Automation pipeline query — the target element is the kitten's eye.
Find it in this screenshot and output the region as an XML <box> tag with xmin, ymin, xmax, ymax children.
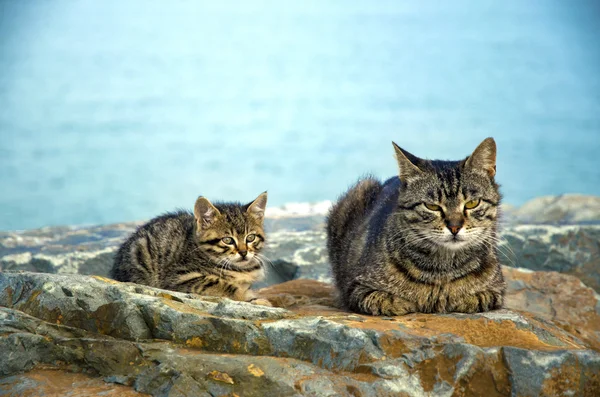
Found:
<box><xmin>424</xmin><ymin>203</ymin><xmax>442</xmax><ymax>211</ymax></box>
<box><xmin>464</xmin><ymin>199</ymin><xmax>481</xmax><ymax>210</ymax></box>
<box><xmin>246</xmin><ymin>234</ymin><xmax>256</xmax><ymax>243</ymax></box>
<box><xmin>221</xmin><ymin>237</ymin><xmax>234</xmax><ymax>245</ymax></box>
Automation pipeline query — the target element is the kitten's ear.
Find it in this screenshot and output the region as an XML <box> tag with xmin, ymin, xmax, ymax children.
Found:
<box><xmin>246</xmin><ymin>191</ymin><xmax>268</xmax><ymax>220</ymax></box>
<box><xmin>194</xmin><ymin>197</ymin><xmax>221</xmax><ymax>229</ymax></box>
<box><xmin>465</xmin><ymin>137</ymin><xmax>497</xmax><ymax>177</ymax></box>
<box><xmin>392</xmin><ymin>142</ymin><xmax>424</xmax><ymax>182</ymax></box>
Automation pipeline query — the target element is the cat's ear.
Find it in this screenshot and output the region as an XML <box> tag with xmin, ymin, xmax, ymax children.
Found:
<box><xmin>194</xmin><ymin>197</ymin><xmax>221</xmax><ymax>229</ymax></box>
<box><xmin>393</xmin><ymin>142</ymin><xmax>424</xmax><ymax>182</ymax></box>
<box><xmin>465</xmin><ymin>137</ymin><xmax>496</xmax><ymax>177</ymax></box>
<box><xmin>246</xmin><ymin>191</ymin><xmax>268</xmax><ymax>220</ymax></box>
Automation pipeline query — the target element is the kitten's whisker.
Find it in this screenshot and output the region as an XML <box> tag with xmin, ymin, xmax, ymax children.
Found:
<box><xmin>255</xmin><ymin>253</ymin><xmax>275</xmax><ymax>274</ymax></box>
<box><xmin>257</xmin><ymin>253</ymin><xmax>274</xmax><ymax>267</ymax></box>
<box><xmin>217</xmin><ymin>258</ymin><xmax>226</xmax><ymax>278</ymax></box>
<box><xmin>217</xmin><ymin>257</ymin><xmax>233</xmax><ymax>278</ymax></box>
<box><xmin>255</xmin><ymin>256</ymin><xmax>267</xmax><ymax>273</ymax></box>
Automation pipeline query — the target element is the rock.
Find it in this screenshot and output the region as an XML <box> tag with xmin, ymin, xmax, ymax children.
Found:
<box><xmin>0</xmin><ymin>369</ymin><xmax>149</xmax><ymax>396</ymax></box>
<box><xmin>0</xmin><ymin>222</ymin><xmax>141</xmax><ymax>277</ymax></box>
<box><xmin>264</xmin><ymin>214</ymin><xmax>327</xmax><ymax>233</ymax></box>
<box><xmin>1</xmin><ymin>197</ymin><xmax>598</xmax><ymax>394</ymax></box>
<box><xmin>501</xmin><ymin>225</ymin><xmax>600</xmax><ymax>292</ymax></box>
<box><xmin>503</xmin><ymin>267</ymin><xmax>600</xmax><ymax>352</ymax></box>
<box><xmin>1</xmin><ymin>272</ymin><xmax>599</xmax><ymax>396</ymax></box>
<box><xmin>509</xmin><ymin>194</ymin><xmax>600</xmax><ymax>225</ymax></box>
<box><xmin>252</xmin><ymin>259</ymin><xmax>298</xmax><ymax>289</ymax></box>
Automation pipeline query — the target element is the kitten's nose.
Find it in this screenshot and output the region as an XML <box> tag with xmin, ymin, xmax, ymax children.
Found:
<box><xmin>239</xmin><ymin>250</ymin><xmax>248</xmax><ymax>258</ymax></box>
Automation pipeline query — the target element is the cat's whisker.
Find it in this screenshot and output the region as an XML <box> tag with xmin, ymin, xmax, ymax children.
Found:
<box><xmin>498</xmin><ymin>236</ymin><xmax>517</xmax><ymax>259</ymax></box>
<box><xmin>477</xmin><ymin>234</ymin><xmax>517</xmax><ymax>267</ymax></box>
<box><xmin>390</xmin><ymin>233</ymin><xmax>436</xmax><ymax>252</ymax></box>
<box><xmin>255</xmin><ymin>253</ymin><xmax>275</xmax><ymax>274</ymax></box>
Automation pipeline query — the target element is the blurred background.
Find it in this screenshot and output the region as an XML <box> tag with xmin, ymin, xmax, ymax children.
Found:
<box><xmin>1</xmin><ymin>0</ymin><xmax>599</xmax><ymax>231</ymax></box>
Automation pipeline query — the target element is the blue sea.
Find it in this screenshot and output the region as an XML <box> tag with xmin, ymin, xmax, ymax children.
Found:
<box><xmin>1</xmin><ymin>0</ymin><xmax>599</xmax><ymax>231</ymax></box>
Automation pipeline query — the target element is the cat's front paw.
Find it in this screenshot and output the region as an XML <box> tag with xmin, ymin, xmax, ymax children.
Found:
<box><xmin>356</xmin><ymin>290</ymin><xmax>414</xmax><ymax>316</ymax></box>
<box><xmin>248</xmin><ymin>298</ymin><xmax>272</xmax><ymax>307</ymax></box>
<box><xmin>450</xmin><ymin>290</ymin><xmax>503</xmax><ymax>313</ymax></box>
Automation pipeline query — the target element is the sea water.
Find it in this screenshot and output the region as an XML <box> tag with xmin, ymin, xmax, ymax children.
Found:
<box><xmin>1</xmin><ymin>0</ymin><xmax>599</xmax><ymax>230</ymax></box>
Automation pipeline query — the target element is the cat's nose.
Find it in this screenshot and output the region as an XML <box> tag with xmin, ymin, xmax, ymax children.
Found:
<box><xmin>446</xmin><ymin>219</ymin><xmax>463</xmax><ymax>235</ymax></box>
<box><xmin>239</xmin><ymin>250</ymin><xmax>248</xmax><ymax>258</ymax></box>
<box><xmin>448</xmin><ymin>225</ymin><xmax>461</xmax><ymax>235</ymax></box>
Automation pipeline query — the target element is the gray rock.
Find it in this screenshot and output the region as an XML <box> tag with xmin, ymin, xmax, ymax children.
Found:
<box><xmin>500</xmin><ymin>224</ymin><xmax>600</xmax><ymax>291</ymax></box>
<box><xmin>1</xmin><ymin>195</ymin><xmax>599</xmax><ymax>395</ymax></box>
<box><xmin>504</xmin><ymin>347</ymin><xmax>600</xmax><ymax>397</ymax></box>
<box><xmin>509</xmin><ymin>194</ymin><xmax>600</xmax><ymax>225</ymax></box>
<box><xmin>262</xmin><ymin>317</ymin><xmax>384</xmax><ymax>370</ymax></box>
<box><xmin>1</xmin><ymin>271</ymin><xmax>599</xmax><ymax>396</ymax></box>
<box><xmin>253</xmin><ymin>259</ymin><xmax>299</xmax><ymax>289</ymax></box>
<box><xmin>210</xmin><ymin>299</ymin><xmax>290</xmax><ymax>320</ymax></box>
<box><xmin>0</xmin><ymin>222</ymin><xmax>139</xmax><ymax>276</ymax></box>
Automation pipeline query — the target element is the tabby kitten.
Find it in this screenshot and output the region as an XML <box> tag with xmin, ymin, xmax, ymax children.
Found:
<box><xmin>110</xmin><ymin>192</ymin><xmax>271</xmax><ymax>305</ymax></box>
<box><xmin>327</xmin><ymin>138</ymin><xmax>505</xmax><ymax>316</ymax></box>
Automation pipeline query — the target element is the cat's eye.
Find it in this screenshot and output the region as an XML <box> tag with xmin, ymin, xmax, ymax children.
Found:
<box><xmin>221</xmin><ymin>237</ymin><xmax>234</xmax><ymax>245</ymax></box>
<box><xmin>424</xmin><ymin>203</ymin><xmax>442</xmax><ymax>211</ymax></box>
<box><xmin>246</xmin><ymin>234</ymin><xmax>256</xmax><ymax>243</ymax></box>
<box><xmin>464</xmin><ymin>199</ymin><xmax>481</xmax><ymax>210</ymax></box>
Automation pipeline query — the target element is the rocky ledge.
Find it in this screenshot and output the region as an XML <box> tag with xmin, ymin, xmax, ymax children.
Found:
<box><xmin>1</xmin><ymin>194</ymin><xmax>599</xmax><ymax>396</ymax></box>
<box><xmin>1</xmin><ymin>268</ymin><xmax>599</xmax><ymax>397</ymax></box>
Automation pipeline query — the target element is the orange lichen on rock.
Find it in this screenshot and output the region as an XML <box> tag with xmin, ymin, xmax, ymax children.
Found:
<box><xmin>207</xmin><ymin>370</ymin><xmax>235</xmax><ymax>384</ymax></box>
<box><xmin>0</xmin><ymin>369</ymin><xmax>148</xmax><ymax>397</ymax></box>
<box><xmin>399</xmin><ymin>315</ymin><xmax>582</xmax><ymax>351</ymax></box>
<box><xmin>247</xmin><ymin>364</ymin><xmax>264</xmax><ymax>377</ymax></box>
<box><xmin>92</xmin><ymin>276</ymin><xmax>121</xmax><ymax>285</ymax></box>
<box><xmin>503</xmin><ymin>266</ymin><xmax>600</xmax><ymax>352</ymax></box>
<box><xmin>185</xmin><ymin>336</ymin><xmax>205</xmax><ymax>349</ymax></box>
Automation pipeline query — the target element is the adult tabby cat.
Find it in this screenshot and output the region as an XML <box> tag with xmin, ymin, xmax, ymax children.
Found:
<box><xmin>110</xmin><ymin>192</ymin><xmax>271</xmax><ymax>305</ymax></box>
<box><xmin>326</xmin><ymin>138</ymin><xmax>505</xmax><ymax>315</ymax></box>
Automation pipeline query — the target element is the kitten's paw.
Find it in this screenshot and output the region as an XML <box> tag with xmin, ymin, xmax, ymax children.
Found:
<box><xmin>248</xmin><ymin>298</ymin><xmax>272</xmax><ymax>307</ymax></box>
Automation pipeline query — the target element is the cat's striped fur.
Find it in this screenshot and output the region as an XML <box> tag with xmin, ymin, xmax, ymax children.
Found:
<box><xmin>326</xmin><ymin>138</ymin><xmax>505</xmax><ymax>315</ymax></box>
<box><xmin>110</xmin><ymin>192</ymin><xmax>270</xmax><ymax>304</ymax></box>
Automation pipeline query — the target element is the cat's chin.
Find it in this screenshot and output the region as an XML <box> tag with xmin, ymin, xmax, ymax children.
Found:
<box><xmin>439</xmin><ymin>239</ymin><xmax>470</xmax><ymax>251</ymax></box>
<box><xmin>235</xmin><ymin>257</ymin><xmax>258</xmax><ymax>267</ymax></box>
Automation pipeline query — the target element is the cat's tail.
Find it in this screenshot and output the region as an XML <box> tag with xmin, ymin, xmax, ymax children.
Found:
<box><xmin>326</xmin><ymin>176</ymin><xmax>382</xmax><ymax>267</ymax></box>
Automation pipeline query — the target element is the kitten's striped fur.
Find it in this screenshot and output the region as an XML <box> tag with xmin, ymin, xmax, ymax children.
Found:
<box><xmin>327</xmin><ymin>138</ymin><xmax>505</xmax><ymax>315</ymax></box>
<box><xmin>110</xmin><ymin>192</ymin><xmax>270</xmax><ymax>304</ymax></box>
